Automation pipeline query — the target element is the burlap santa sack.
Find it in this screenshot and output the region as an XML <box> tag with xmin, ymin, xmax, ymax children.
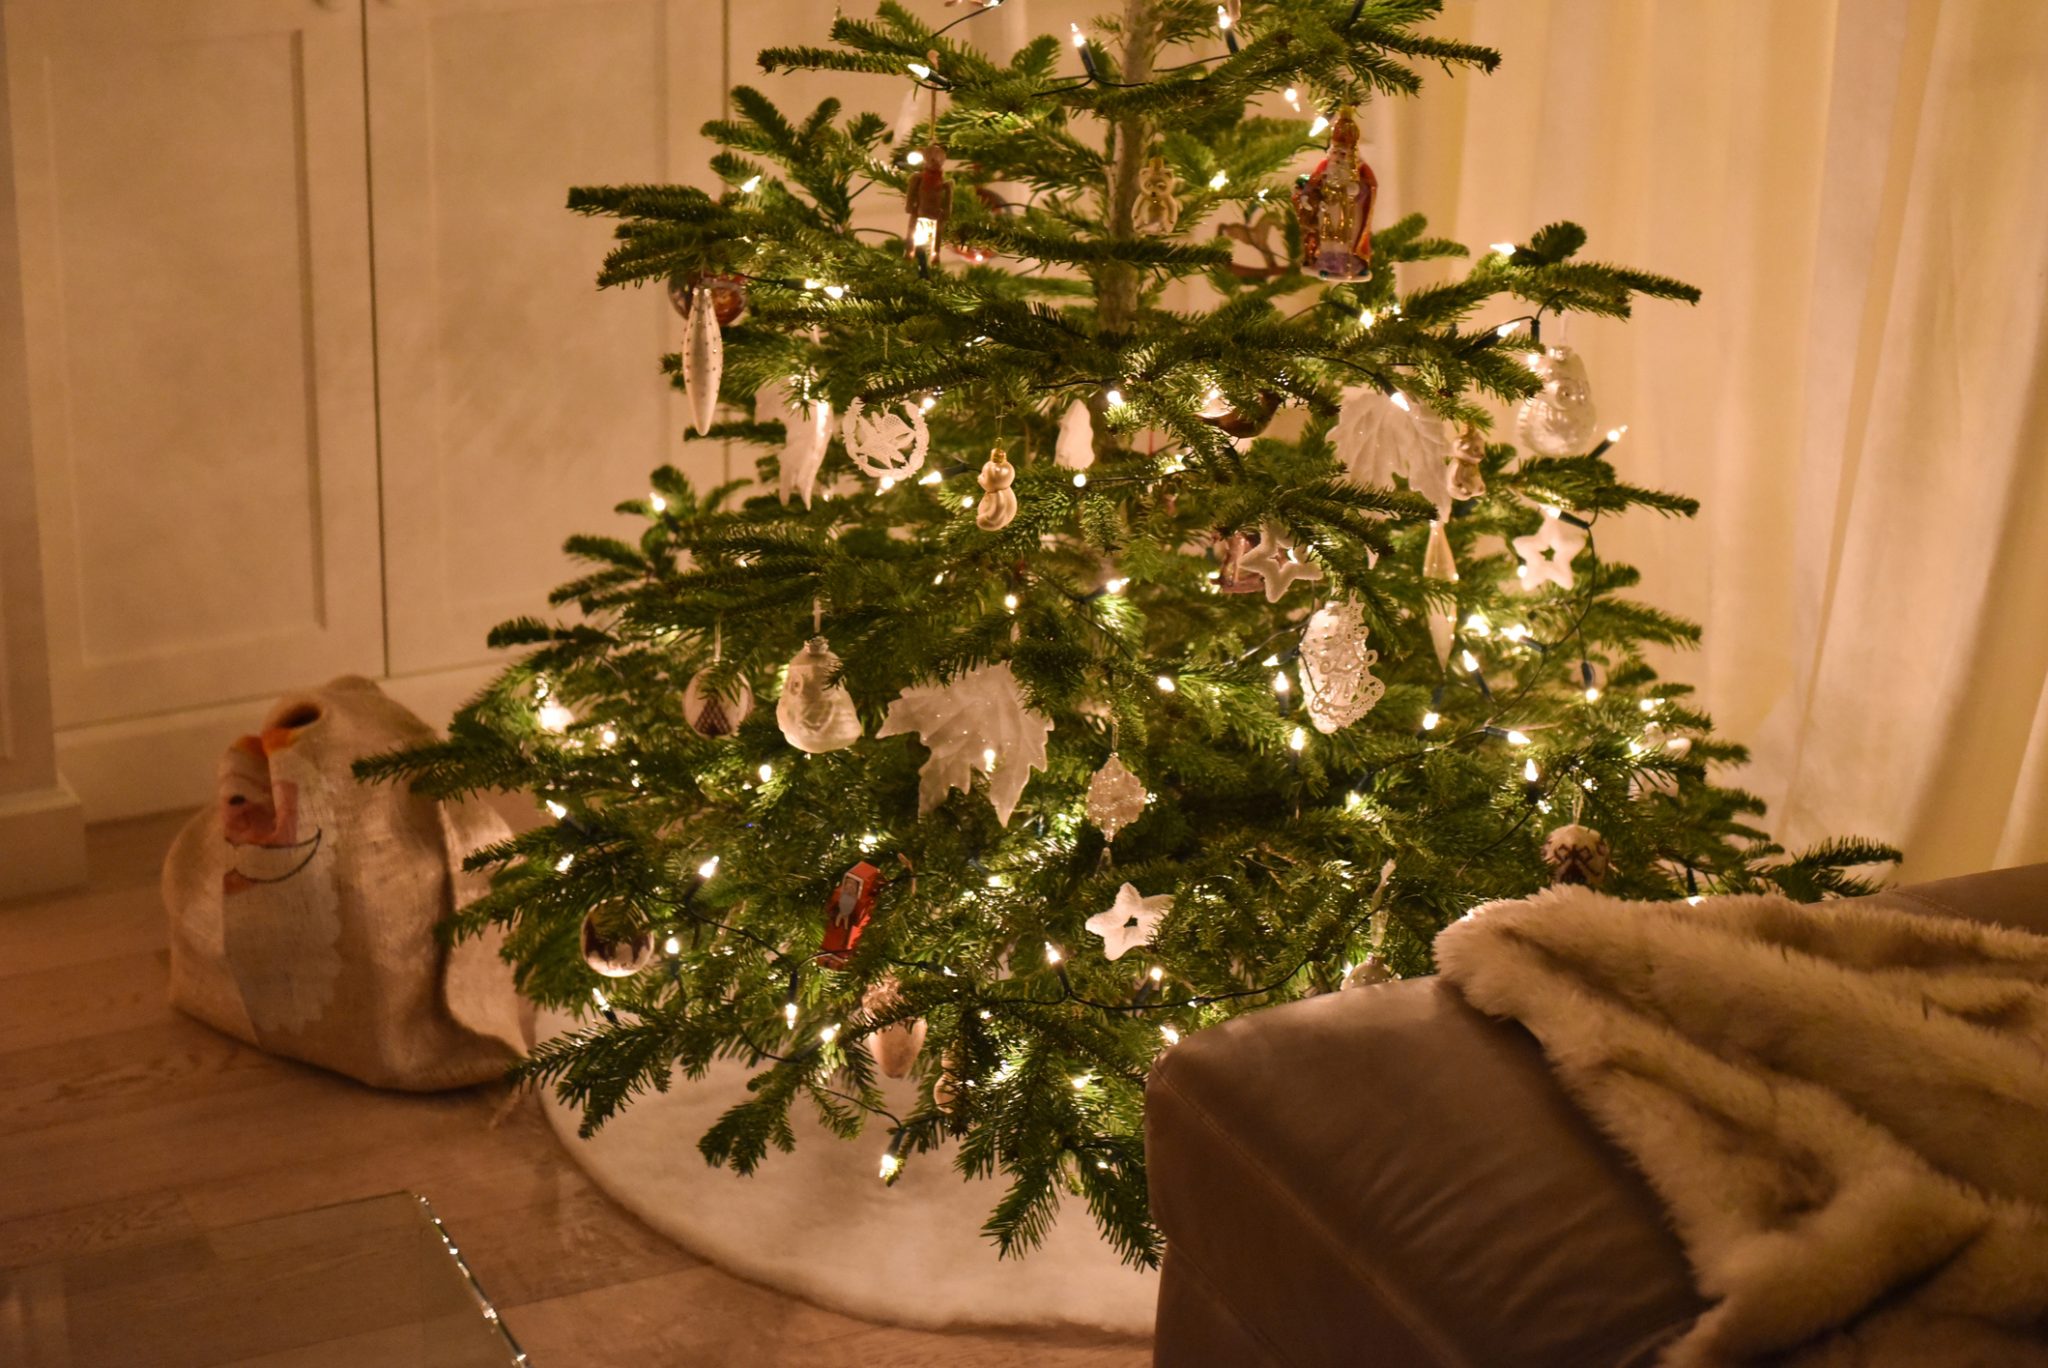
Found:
<box><xmin>162</xmin><ymin>676</ymin><xmax>530</xmax><ymax>1090</ymax></box>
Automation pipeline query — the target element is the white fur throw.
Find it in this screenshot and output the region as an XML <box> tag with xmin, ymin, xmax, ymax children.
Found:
<box><xmin>1434</xmin><ymin>888</ymin><xmax>2048</xmax><ymax>1367</ymax></box>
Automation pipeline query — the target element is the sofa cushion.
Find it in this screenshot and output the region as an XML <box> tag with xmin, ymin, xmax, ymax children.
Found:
<box><xmin>1147</xmin><ymin>980</ymin><xmax>1706</xmax><ymax>1366</ymax></box>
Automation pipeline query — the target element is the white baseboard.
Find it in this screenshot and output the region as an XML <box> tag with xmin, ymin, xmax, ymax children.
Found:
<box><xmin>0</xmin><ymin>780</ymin><xmax>88</xmax><ymax>899</ymax></box>
<box><xmin>54</xmin><ymin>663</ymin><xmax>505</xmax><ymax>822</ymax></box>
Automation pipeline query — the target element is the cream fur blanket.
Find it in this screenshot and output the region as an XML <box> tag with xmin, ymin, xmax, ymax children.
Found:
<box><xmin>1434</xmin><ymin>889</ymin><xmax>2048</xmax><ymax>1367</ymax></box>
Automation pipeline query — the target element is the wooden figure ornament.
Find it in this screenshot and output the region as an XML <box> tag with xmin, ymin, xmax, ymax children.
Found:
<box><xmin>976</xmin><ymin>447</ymin><xmax>1017</xmax><ymax>530</ymax></box>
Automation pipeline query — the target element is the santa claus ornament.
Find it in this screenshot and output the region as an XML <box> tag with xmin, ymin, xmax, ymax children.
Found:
<box><xmin>821</xmin><ymin>861</ymin><xmax>884</xmax><ymax>969</ymax></box>
<box><xmin>1291</xmin><ymin>106</ymin><xmax>1378</xmax><ymax>280</ymax></box>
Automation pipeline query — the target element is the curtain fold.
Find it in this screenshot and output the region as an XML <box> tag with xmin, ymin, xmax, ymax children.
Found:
<box><xmin>1367</xmin><ymin>0</ymin><xmax>2048</xmax><ymax>878</ymax></box>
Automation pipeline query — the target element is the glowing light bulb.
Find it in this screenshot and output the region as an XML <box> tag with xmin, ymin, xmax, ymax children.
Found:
<box><xmin>663</xmin><ymin>935</ymin><xmax>682</xmax><ymax>955</ymax></box>
<box><xmin>1148</xmin><ymin>965</ymin><xmax>1165</xmax><ymax>983</ymax></box>
<box><xmin>1215</xmin><ymin>4</ymin><xmax>1232</xmax><ymax>30</ymax></box>
<box><xmin>1490</xmin><ymin>241</ymin><xmax>1517</xmax><ymax>256</ymax></box>
<box><xmin>1496</xmin><ymin>321</ymin><xmax>1519</xmax><ymax>338</ymax></box>
<box><xmin>1072</xmin><ymin>472</ymin><xmax>1087</xmax><ymax>487</ymax></box>
<box><xmin>1070</xmin><ymin>1074</ymin><xmax>1093</xmax><ymax>1091</ymax></box>
<box><xmin>1156</xmin><ymin>674</ymin><xmax>1177</xmax><ymax>693</ymax></box>
<box><xmin>1640</xmin><ymin>698</ymin><xmax>1661</xmax><ymax>713</ymax></box>
<box><xmin>555</xmin><ymin>854</ymin><xmax>574</xmax><ymax>872</ymax></box>
<box><xmin>1288</xmin><ymin>727</ymin><xmax>1307</xmax><ymax>753</ymax></box>
<box><xmin>1282</xmin><ymin>87</ymin><xmax>1300</xmax><ymax>110</ymax></box>
<box><xmin>1160</xmin><ymin>1024</ymin><xmax>1181</xmax><ymax>1045</ymax></box>
<box><xmin>1585</xmin><ymin>686</ymin><xmax>1602</xmax><ymax>703</ymax></box>
<box><xmin>1506</xmin><ymin>729</ymin><xmax>1532</xmax><ymax>746</ymax></box>
<box><xmin>879</xmin><ymin>1152</ymin><xmax>901</xmax><ymax>1181</ymax></box>
<box><xmin>961</xmin><ymin>495</ymin><xmax>976</xmax><ymax>509</ymax></box>
<box><xmin>1389</xmin><ymin>390</ymin><xmax>1411</xmax><ymax>412</ymax></box>
<box><xmin>1523</xmin><ymin>758</ymin><xmax>1540</xmax><ymax>782</ymax></box>
<box><xmin>907</xmin><ymin>60</ymin><xmax>932</xmax><ymax>79</ymax></box>
<box><xmin>1606</xmin><ymin>425</ymin><xmax>1628</xmax><ymax>444</ymax></box>
<box><xmin>878</xmin><ymin>475</ymin><xmax>896</xmax><ymax>492</ymax></box>
<box><xmin>823</xmin><ymin>284</ymin><xmax>846</xmax><ymax>300</ymax></box>
<box><xmin>1464</xmin><ymin>612</ymin><xmax>1491</xmax><ymax>636</ymax></box>
<box><xmin>981</xmin><ymin>746</ymin><xmax>997</xmax><ymax>769</ymax></box>
<box><xmin>649</xmin><ymin>492</ymin><xmax>667</xmax><ymax>513</ymax></box>
<box><xmin>1461</xmin><ymin>649</ymin><xmax>1481</xmax><ymax>672</ymax></box>
<box><xmin>1045</xmin><ymin>943</ymin><xmax>1063</xmax><ymax>965</ymax></box>
<box><xmin>538</xmin><ymin>702</ymin><xmax>575</xmax><ymax>734</ymax></box>
<box><xmin>591</xmin><ymin>987</ymin><xmax>611</xmax><ymax>1011</ymax></box>
<box><xmin>757</xmin><ymin>763</ymin><xmax>774</xmax><ymax>783</ymax></box>
<box><xmin>599</xmin><ymin>726</ymin><xmax>618</xmax><ymax>747</ymax></box>
<box><xmin>986</xmin><ymin>874</ymin><xmax>1004</xmax><ymax>888</ymax></box>
<box><xmin>545</xmin><ymin>800</ymin><xmax>568</xmax><ymax>819</ymax></box>
<box><xmin>740</xmin><ymin>175</ymin><xmax>761</xmax><ymax>193</ymax></box>
<box><xmin>819</xmin><ymin>1024</ymin><xmax>840</xmax><ymax>1044</ymax></box>
<box><xmin>1208</xmin><ymin>170</ymin><xmax>1228</xmax><ymax>190</ymax></box>
<box><xmin>905</xmin><ymin>149</ymin><xmax>925</xmax><ymax>166</ymax></box>
<box><xmin>1003</xmin><ymin>593</ymin><xmax>1018</xmax><ymax>611</ymax></box>
<box><xmin>1422</xmin><ymin>710</ymin><xmax>1441</xmax><ymax>731</ymax></box>
<box><xmin>918</xmin><ymin>470</ymin><xmax>941</xmax><ymax>485</ymax></box>
<box><xmin>1105</xmin><ymin>577</ymin><xmax>1128</xmax><ymax>593</ymax></box>
<box><xmin>1273</xmin><ymin>670</ymin><xmax>1291</xmax><ymax>695</ymax></box>
<box><xmin>1308</xmin><ymin>115</ymin><xmax>1329</xmax><ymax>138</ymax></box>
<box><xmin>1069</xmin><ymin>22</ymin><xmax>1085</xmax><ymax>47</ymax></box>
<box><xmin>803</xmin><ymin>278</ymin><xmax>822</xmax><ymax>290</ymax></box>
<box><xmin>1105</xmin><ymin>388</ymin><xmax>1125</xmax><ymax>407</ymax></box>
<box><xmin>784</xmin><ymin>1001</ymin><xmax>799</xmax><ymax>1030</ymax></box>
<box><xmin>1687</xmin><ymin>895</ymin><xmax>1705</xmax><ymax>906</ymax></box>
<box><xmin>697</xmin><ymin>855</ymin><xmax>721</xmax><ymax>879</ymax></box>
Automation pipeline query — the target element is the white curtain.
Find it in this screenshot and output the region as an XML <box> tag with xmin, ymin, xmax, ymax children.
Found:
<box><xmin>1357</xmin><ymin>0</ymin><xmax>2048</xmax><ymax>879</ymax></box>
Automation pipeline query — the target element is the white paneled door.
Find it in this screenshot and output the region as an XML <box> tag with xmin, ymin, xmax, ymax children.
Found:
<box><xmin>5</xmin><ymin>0</ymin><xmax>384</xmax><ymax>726</ymax></box>
<box><xmin>367</xmin><ymin>0</ymin><xmax>724</xmax><ymax>677</ymax></box>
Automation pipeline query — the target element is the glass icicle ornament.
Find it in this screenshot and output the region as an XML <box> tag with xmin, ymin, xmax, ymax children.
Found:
<box><xmin>1085</xmin><ymin>752</ymin><xmax>1148</xmax><ymax>841</ymax></box>
<box><xmin>1299</xmin><ymin>600</ymin><xmax>1387</xmax><ymax>734</ymax></box>
<box><xmin>581</xmin><ymin>904</ymin><xmax>654</xmax><ymax>978</ymax></box>
<box><xmin>1133</xmin><ymin>154</ymin><xmax>1181</xmax><ymax>235</ymax></box>
<box><xmin>1423</xmin><ymin>519</ymin><xmax>1459</xmax><ymax>669</ymax></box>
<box><xmin>1055</xmin><ymin>399</ymin><xmax>1095</xmax><ymax>470</ymax></box>
<box><xmin>1517</xmin><ymin>344</ymin><xmax>1598</xmax><ymax>455</ymax></box>
<box><xmin>904</xmin><ymin>142</ymin><xmax>951</xmax><ymax>273</ymax></box>
<box><xmin>1291</xmin><ymin>106</ymin><xmax>1378</xmax><ymax>280</ymax></box>
<box><xmin>777</xmin><ymin>636</ymin><xmax>861</xmax><ymax>754</ymax></box>
<box><xmin>841</xmin><ymin>398</ymin><xmax>929</xmax><ymax>481</ymax></box>
<box><xmin>757</xmin><ymin>380</ymin><xmax>832</xmax><ymax>508</ymax></box>
<box><xmin>975</xmin><ymin>447</ymin><xmax>1017</xmax><ymax>530</ymax></box>
<box><xmin>682</xmin><ymin>283</ymin><xmax>724</xmax><ymax>435</ymax></box>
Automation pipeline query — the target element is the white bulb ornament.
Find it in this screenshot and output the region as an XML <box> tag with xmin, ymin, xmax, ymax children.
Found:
<box><xmin>1517</xmin><ymin>344</ymin><xmax>1598</xmax><ymax>456</ymax></box>
<box><xmin>776</xmin><ymin>637</ymin><xmax>862</xmax><ymax>754</ymax></box>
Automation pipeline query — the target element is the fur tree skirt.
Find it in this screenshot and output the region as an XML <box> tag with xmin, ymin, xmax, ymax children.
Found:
<box><xmin>1436</xmin><ymin>889</ymin><xmax>2048</xmax><ymax>1367</ymax></box>
<box><xmin>533</xmin><ymin>1009</ymin><xmax>1156</xmax><ymax>1335</ymax></box>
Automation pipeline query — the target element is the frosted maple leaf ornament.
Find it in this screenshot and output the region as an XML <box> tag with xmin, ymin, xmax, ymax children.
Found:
<box><xmin>876</xmin><ymin>662</ymin><xmax>1051</xmax><ymax>826</ymax></box>
<box><xmin>1086</xmin><ymin>883</ymin><xmax>1172</xmax><ymax>962</ymax></box>
<box><xmin>1512</xmin><ymin>511</ymin><xmax>1588</xmax><ymax>591</ymax></box>
<box><xmin>841</xmin><ymin>398</ymin><xmax>929</xmax><ymax>481</ymax></box>
<box><xmin>1333</xmin><ymin>385</ymin><xmax>1455</xmax><ymax>517</ymax></box>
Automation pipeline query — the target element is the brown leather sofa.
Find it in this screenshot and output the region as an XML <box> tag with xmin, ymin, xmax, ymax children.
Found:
<box><xmin>1145</xmin><ymin>864</ymin><xmax>2048</xmax><ymax>1366</ymax></box>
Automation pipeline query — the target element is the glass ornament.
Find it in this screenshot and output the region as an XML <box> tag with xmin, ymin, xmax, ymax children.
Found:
<box><xmin>581</xmin><ymin>905</ymin><xmax>654</xmax><ymax>978</ymax></box>
<box><xmin>776</xmin><ymin>637</ymin><xmax>861</xmax><ymax>754</ymax></box>
<box><xmin>1085</xmin><ymin>752</ymin><xmax>1148</xmax><ymax>841</ymax></box>
<box><xmin>1517</xmin><ymin>344</ymin><xmax>1598</xmax><ymax>455</ymax></box>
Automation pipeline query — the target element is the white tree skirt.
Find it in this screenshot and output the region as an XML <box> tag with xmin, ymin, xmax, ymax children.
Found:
<box><xmin>534</xmin><ymin>1013</ymin><xmax>1157</xmax><ymax>1335</ymax></box>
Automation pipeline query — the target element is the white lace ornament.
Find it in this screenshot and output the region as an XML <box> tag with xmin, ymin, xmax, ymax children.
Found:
<box><xmin>841</xmin><ymin>398</ymin><xmax>929</xmax><ymax>481</ymax></box>
<box><xmin>1237</xmin><ymin>523</ymin><xmax>1325</xmax><ymax>603</ymax></box>
<box><xmin>876</xmin><ymin>662</ymin><xmax>1051</xmax><ymax>826</ymax></box>
<box><xmin>683</xmin><ymin>284</ymin><xmax>724</xmax><ymax>436</ymax></box>
<box><xmin>1333</xmin><ymin>386</ymin><xmax>1454</xmax><ymax>517</ymax></box>
<box><xmin>1300</xmin><ymin>600</ymin><xmax>1387</xmax><ymax>734</ymax></box>
<box><xmin>1084</xmin><ymin>753</ymin><xmax>1148</xmax><ymax>841</ymax></box>
<box><xmin>1055</xmin><ymin>400</ymin><xmax>1095</xmax><ymax>471</ymax></box>
<box><xmin>976</xmin><ymin>448</ymin><xmax>1017</xmax><ymax>531</ymax></box>
<box><xmin>776</xmin><ymin>636</ymin><xmax>861</xmax><ymax>754</ymax></box>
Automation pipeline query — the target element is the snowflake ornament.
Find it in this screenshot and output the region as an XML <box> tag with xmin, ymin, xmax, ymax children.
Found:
<box><xmin>1333</xmin><ymin>386</ymin><xmax>1455</xmax><ymax>516</ymax></box>
<box><xmin>1238</xmin><ymin>524</ymin><xmax>1325</xmax><ymax>603</ymax></box>
<box><xmin>841</xmin><ymin>398</ymin><xmax>930</xmax><ymax>480</ymax></box>
<box><xmin>876</xmin><ymin>662</ymin><xmax>1051</xmax><ymax>826</ymax></box>
<box><xmin>1512</xmin><ymin>512</ymin><xmax>1588</xmax><ymax>591</ymax></box>
<box><xmin>1299</xmin><ymin>600</ymin><xmax>1386</xmax><ymax>734</ymax></box>
<box><xmin>1086</xmin><ymin>883</ymin><xmax>1171</xmax><ymax>962</ymax></box>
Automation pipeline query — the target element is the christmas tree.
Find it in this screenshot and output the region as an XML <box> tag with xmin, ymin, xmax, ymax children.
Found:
<box><xmin>360</xmin><ymin>0</ymin><xmax>1897</xmax><ymax>1267</ymax></box>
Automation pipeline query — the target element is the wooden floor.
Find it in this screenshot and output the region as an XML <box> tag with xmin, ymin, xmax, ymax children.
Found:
<box><xmin>0</xmin><ymin>813</ymin><xmax>1150</xmax><ymax>1367</ymax></box>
